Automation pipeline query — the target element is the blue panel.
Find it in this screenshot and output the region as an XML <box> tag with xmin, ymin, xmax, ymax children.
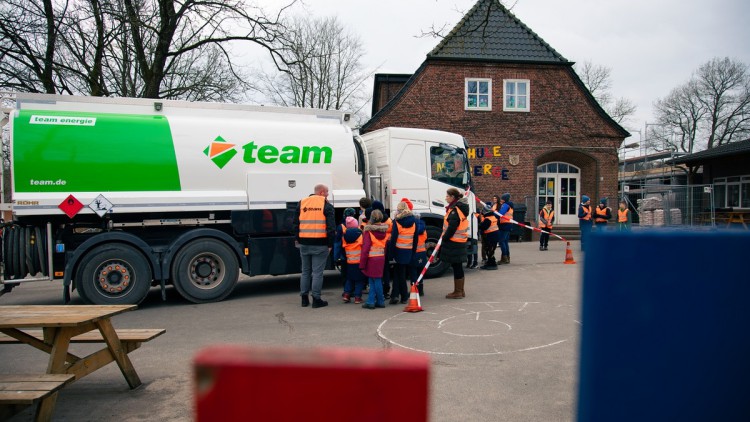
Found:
<box><xmin>578</xmin><ymin>231</ymin><xmax>750</xmax><ymax>422</ymax></box>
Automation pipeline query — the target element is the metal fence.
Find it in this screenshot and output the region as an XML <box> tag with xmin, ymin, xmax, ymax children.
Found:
<box><xmin>622</xmin><ymin>184</ymin><xmax>714</xmax><ymax>227</ymax></box>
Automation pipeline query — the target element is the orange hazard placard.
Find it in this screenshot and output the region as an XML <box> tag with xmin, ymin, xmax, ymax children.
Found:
<box><xmin>59</xmin><ymin>194</ymin><xmax>84</xmax><ymax>218</ymax></box>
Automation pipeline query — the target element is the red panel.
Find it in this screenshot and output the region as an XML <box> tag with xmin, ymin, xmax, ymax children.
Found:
<box><xmin>194</xmin><ymin>345</ymin><xmax>430</xmax><ymax>422</ymax></box>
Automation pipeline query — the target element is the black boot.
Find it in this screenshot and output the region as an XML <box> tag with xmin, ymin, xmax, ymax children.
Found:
<box><xmin>481</xmin><ymin>257</ymin><xmax>498</xmax><ymax>270</ymax></box>
<box><xmin>312</xmin><ymin>297</ymin><xmax>328</xmax><ymax>308</ymax></box>
<box><xmin>301</xmin><ymin>295</ymin><xmax>310</xmax><ymax>307</ymax></box>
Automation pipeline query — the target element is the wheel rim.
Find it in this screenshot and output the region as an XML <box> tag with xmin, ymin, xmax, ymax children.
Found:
<box><xmin>95</xmin><ymin>260</ymin><xmax>134</xmax><ymax>297</ymax></box>
<box><xmin>187</xmin><ymin>252</ymin><xmax>225</xmax><ymax>290</ymax></box>
<box><xmin>426</xmin><ymin>239</ymin><xmax>441</xmax><ymax>267</ymax></box>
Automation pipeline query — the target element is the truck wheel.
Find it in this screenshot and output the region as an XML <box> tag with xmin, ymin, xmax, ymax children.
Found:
<box><xmin>424</xmin><ymin>226</ymin><xmax>448</xmax><ymax>278</ymax></box>
<box><xmin>76</xmin><ymin>244</ymin><xmax>153</xmax><ymax>305</ymax></box>
<box><xmin>171</xmin><ymin>239</ymin><xmax>239</xmax><ymax>303</ymax></box>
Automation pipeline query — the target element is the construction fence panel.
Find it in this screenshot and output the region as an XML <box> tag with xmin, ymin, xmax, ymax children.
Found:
<box><xmin>623</xmin><ymin>184</ymin><xmax>714</xmax><ymax>228</ymax></box>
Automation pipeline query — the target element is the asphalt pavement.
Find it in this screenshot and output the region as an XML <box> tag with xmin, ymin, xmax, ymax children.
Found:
<box><xmin>0</xmin><ymin>239</ymin><xmax>583</xmax><ymax>422</ymax></box>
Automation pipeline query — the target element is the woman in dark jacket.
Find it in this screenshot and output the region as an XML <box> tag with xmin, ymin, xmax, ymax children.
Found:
<box><xmin>441</xmin><ymin>188</ymin><xmax>470</xmax><ymax>299</ymax></box>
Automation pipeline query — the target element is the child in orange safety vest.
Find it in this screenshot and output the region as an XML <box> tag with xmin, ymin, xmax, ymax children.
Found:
<box><xmin>617</xmin><ymin>199</ymin><xmax>632</xmax><ymax>231</ymax></box>
<box><xmin>341</xmin><ymin>217</ymin><xmax>366</xmax><ymax>304</ymax></box>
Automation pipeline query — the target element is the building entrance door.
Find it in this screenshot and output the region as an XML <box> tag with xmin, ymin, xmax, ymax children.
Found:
<box><xmin>537</xmin><ymin>162</ymin><xmax>580</xmax><ymax>225</ymax></box>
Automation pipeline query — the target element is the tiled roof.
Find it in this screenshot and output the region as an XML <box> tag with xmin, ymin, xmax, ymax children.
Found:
<box><xmin>672</xmin><ymin>138</ymin><xmax>750</xmax><ymax>164</ymax></box>
<box><xmin>428</xmin><ymin>0</ymin><xmax>569</xmax><ymax>63</ymax></box>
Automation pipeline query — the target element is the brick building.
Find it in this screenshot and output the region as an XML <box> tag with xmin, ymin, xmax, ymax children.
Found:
<box><xmin>362</xmin><ymin>0</ymin><xmax>629</xmax><ymax>225</ymax></box>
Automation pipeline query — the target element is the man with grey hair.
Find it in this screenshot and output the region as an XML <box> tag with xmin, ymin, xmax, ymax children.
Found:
<box><xmin>293</xmin><ymin>184</ymin><xmax>335</xmax><ymax>308</ymax></box>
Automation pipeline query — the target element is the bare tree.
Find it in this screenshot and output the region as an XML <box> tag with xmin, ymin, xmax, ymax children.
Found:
<box><xmin>653</xmin><ymin>81</ymin><xmax>705</xmax><ymax>153</ymax></box>
<box><xmin>0</xmin><ymin>0</ymin><xmax>297</xmax><ymax>100</ymax></box>
<box><xmin>695</xmin><ymin>57</ymin><xmax>750</xmax><ymax>148</ymax></box>
<box><xmin>258</xmin><ymin>15</ymin><xmax>373</xmax><ymax>124</ymax></box>
<box><xmin>653</xmin><ymin>57</ymin><xmax>750</xmax><ymax>151</ymax></box>
<box><xmin>575</xmin><ymin>60</ymin><xmax>636</xmax><ymax>126</ymax></box>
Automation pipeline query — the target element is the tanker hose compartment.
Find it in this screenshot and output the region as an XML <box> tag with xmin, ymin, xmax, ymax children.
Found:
<box><xmin>1</xmin><ymin>223</ymin><xmax>49</xmax><ymax>280</ymax></box>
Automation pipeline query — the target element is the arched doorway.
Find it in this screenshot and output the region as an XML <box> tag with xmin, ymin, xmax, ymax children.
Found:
<box><xmin>537</xmin><ymin>162</ymin><xmax>580</xmax><ymax>225</ymax></box>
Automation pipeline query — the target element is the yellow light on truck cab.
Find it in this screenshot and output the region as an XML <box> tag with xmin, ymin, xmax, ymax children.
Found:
<box><xmin>244</xmin><ymin>248</ymin><xmax>249</xmax><ymax>256</ymax></box>
<box><xmin>54</xmin><ymin>271</ymin><xmax>64</xmax><ymax>277</ymax></box>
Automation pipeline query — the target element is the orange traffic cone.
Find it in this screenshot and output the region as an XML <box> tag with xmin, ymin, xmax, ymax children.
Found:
<box><xmin>403</xmin><ymin>283</ymin><xmax>423</xmax><ymax>313</ymax></box>
<box><xmin>563</xmin><ymin>241</ymin><xmax>576</xmax><ymax>264</ymax></box>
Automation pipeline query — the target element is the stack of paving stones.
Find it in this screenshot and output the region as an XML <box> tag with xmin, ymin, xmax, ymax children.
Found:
<box><xmin>670</xmin><ymin>208</ymin><xmax>682</xmax><ymax>225</ymax></box>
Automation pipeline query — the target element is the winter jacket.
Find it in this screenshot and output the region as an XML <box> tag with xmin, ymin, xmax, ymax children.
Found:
<box><xmin>439</xmin><ymin>197</ymin><xmax>470</xmax><ymax>264</ymax></box>
<box><xmin>343</xmin><ymin>227</ymin><xmax>366</xmax><ymax>282</ymax></box>
<box><xmin>479</xmin><ymin>212</ymin><xmax>500</xmax><ymax>244</ymax></box>
<box><xmin>410</xmin><ymin>218</ymin><xmax>427</xmax><ymax>268</ymax></box>
<box><xmin>359</xmin><ymin>223</ymin><xmax>388</xmax><ymax>278</ymax></box>
<box><xmin>389</xmin><ymin>212</ymin><xmax>416</xmax><ymax>264</ymax></box>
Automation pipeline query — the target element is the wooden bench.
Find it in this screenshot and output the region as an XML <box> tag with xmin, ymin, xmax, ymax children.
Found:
<box><xmin>0</xmin><ymin>373</ymin><xmax>75</xmax><ymax>422</ymax></box>
<box><xmin>0</xmin><ymin>329</ymin><xmax>166</xmax><ymax>358</ymax></box>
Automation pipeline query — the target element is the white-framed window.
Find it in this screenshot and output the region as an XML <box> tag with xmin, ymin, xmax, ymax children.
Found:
<box><xmin>465</xmin><ymin>78</ymin><xmax>492</xmax><ymax>111</ymax></box>
<box><xmin>713</xmin><ymin>175</ymin><xmax>750</xmax><ymax>208</ymax></box>
<box><xmin>504</xmin><ymin>79</ymin><xmax>530</xmax><ymax>112</ymax></box>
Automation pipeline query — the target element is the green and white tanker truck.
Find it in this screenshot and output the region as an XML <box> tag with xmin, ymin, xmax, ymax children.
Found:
<box><xmin>0</xmin><ymin>93</ymin><xmax>474</xmax><ymax>304</ymax></box>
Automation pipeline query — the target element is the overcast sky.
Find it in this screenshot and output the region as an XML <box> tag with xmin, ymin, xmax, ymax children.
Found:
<box><xmin>270</xmin><ymin>0</ymin><xmax>750</xmax><ymax>145</ymax></box>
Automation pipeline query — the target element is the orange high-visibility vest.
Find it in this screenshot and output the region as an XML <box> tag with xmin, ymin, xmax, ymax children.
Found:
<box><xmin>384</xmin><ymin>217</ymin><xmax>393</xmax><ymax>242</ymax></box>
<box><xmin>618</xmin><ymin>208</ymin><xmax>629</xmax><ymax>223</ymax></box>
<box><xmin>595</xmin><ymin>206</ymin><xmax>609</xmax><ymax>223</ymax></box>
<box><xmin>343</xmin><ymin>234</ymin><xmax>363</xmax><ymax>264</ymax></box>
<box><xmin>299</xmin><ymin>196</ymin><xmax>327</xmax><ymax>238</ymax></box>
<box><xmin>416</xmin><ymin>231</ymin><xmax>427</xmax><ymax>253</ymax></box>
<box><xmin>539</xmin><ymin>208</ymin><xmax>554</xmax><ymax>229</ymax></box>
<box><xmin>499</xmin><ymin>207</ymin><xmax>514</xmax><ymax>225</ymax></box>
<box><xmin>394</xmin><ymin>221</ymin><xmax>416</xmax><ymax>250</ymax></box>
<box><xmin>580</xmin><ymin>205</ymin><xmax>592</xmax><ymax>221</ymax></box>
<box><xmin>368</xmin><ymin>232</ymin><xmax>386</xmax><ymax>258</ymax></box>
<box><xmin>443</xmin><ymin>207</ymin><xmax>468</xmax><ymax>243</ymax></box>
<box><xmin>484</xmin><ymin>215</ymin><xmax>499</xmax><ymax>233</ymax></box>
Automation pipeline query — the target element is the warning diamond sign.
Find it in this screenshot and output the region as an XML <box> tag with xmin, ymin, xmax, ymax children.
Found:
<box><xmin>89</xmin><ymin>194</ymin><xmax>113</xmax><ymax>217</ymax></box>
<box><xmin>59</xmin><ymin>194</ymin><xmax>84</xmax><ymax>218</ymax></box>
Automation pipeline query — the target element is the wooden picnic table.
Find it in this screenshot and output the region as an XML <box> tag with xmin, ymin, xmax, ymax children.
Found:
<box><xmin>714</xmin><ymin>209</ymin><xmax>749</xmax><ymax>229</ymax></box>
<box><xmin>0</xmin><ymin>305</ymin><xmax>162</xmax><ymax>421</ymax></box>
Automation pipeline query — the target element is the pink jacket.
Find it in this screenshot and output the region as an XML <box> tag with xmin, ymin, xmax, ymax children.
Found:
<box><xmin>359</xmin><ymin>223</ymin><xmax>388</xmax><ymax>278</ymax></box>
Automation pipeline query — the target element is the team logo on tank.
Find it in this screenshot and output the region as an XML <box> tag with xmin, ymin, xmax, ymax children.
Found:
<box><xmin>204</xmin><ymin>136</ymin><xmax>334</xmax><ymax>169</ymax></box>
<box><xmin>203</xmin><ymin>136</ymin><xmax>237</xmax><ymax>169</ymax></box>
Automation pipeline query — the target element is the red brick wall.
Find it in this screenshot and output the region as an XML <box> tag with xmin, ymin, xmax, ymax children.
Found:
<box><xmin>364</xmin><ymin>61</ymin><xmax>624</xmax><ymax>219</ymax></box>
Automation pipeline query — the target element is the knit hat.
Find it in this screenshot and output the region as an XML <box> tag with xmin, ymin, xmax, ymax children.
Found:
<box><xmin>600</xmin><ymin>197</ymin><xmax>608</xmax><ymax>205</ymax></box>
<box><xmin>371</xmin><ymin>200</ymin><xmax>386</xmax><ymax>213</ymax></box>
<box><xmin>343</xmin><ymin>207</ymin><xmax>356</xmax><ymax>218</ymax></box>
<box><xmin>345</xmin><ymin>216</ymin><xmax>358</xmax><ymax>229</ymax></box>
<box><xmin>501</xmin><ymin>193</ymin><xmax>510</xmax><ymax>202</ymax></box>
<box><xmin>582</xmin><ymin>195</ymin><xmax>590</xmax><ymax>203</ymax></box>
<box><xmin>400</xmin><ymin>197</ymin><xmax>414</xmax><ymax>210</ymax></box>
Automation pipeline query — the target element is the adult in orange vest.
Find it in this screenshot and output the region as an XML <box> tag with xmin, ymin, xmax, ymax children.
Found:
<box><xmin>360</xmin><ymin>209</ymin><xmax>389</xmax><ymax>309</ymax></box>
<box><xmin>293</xmin><ymin>183</ymin><xmax>335</xmax><ymax>308</ymax></box>
<box><xmin>497</xmin><ymin>193</ymin><xmax>514</xmax><ymax>264</ymax></box>
<box><xmin>578</xmin><ymin>195</ymin><xmax>593</xmax><ymax>251</ymax></box>
<box><xmin>538</xmin><ymin>200</ymin><xmax>555</xmax><ymax>251</ymax></box>
<box><xmin>341</xmin><ymin>217</ymin><xmax>366</xmax><ymax>304</ymax></box>
<box><xmin>389</xmin><ymin>200</ymin><xmax>416</xmax><ymax>304</ymax></box>
<box><xmin>410</xmin><ymin>214</ymin><xmax>428</xmax><ymax>297</ymax></box>
<box><xmin>594</xmin><ymin>198</ymin><xmax>612</xmax><ymax>228</ymax></box>
<box><xmin>617</xmin><ymin>199</ymin><xmax>632</xmax><ymax>231</ymax></box>
<box><xmin>442</xmin><ymin>187</ymin><xmax>470</xmax><ymax>299</ymax></box>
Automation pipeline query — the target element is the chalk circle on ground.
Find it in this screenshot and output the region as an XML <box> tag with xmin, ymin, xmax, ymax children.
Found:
<box><xmin>377</xmin><ymin>301</ymin><xmax>579</xmax><ymax>356</ymax></box>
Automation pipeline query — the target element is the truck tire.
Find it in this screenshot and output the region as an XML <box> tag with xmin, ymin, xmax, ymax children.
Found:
<box><xmin>424</xmin><ymin>226</ymin><xmax>448</xmax><ymax>278</ymax></box>
<box><xmin>76</xmin><ymin>244</ymin><xmax>153</xmax><ymax>305</ymax></box>
<box><xmin>171</xmin><ymin>239</ymin><xmax>239</xmax><ymax>303</ymax></box>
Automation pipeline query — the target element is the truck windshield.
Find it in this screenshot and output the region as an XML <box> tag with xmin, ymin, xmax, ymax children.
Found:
<box><xmin>430</xmin><ymin>145</ymin><xmax>471</xmax><ymax>189</ymax></box>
